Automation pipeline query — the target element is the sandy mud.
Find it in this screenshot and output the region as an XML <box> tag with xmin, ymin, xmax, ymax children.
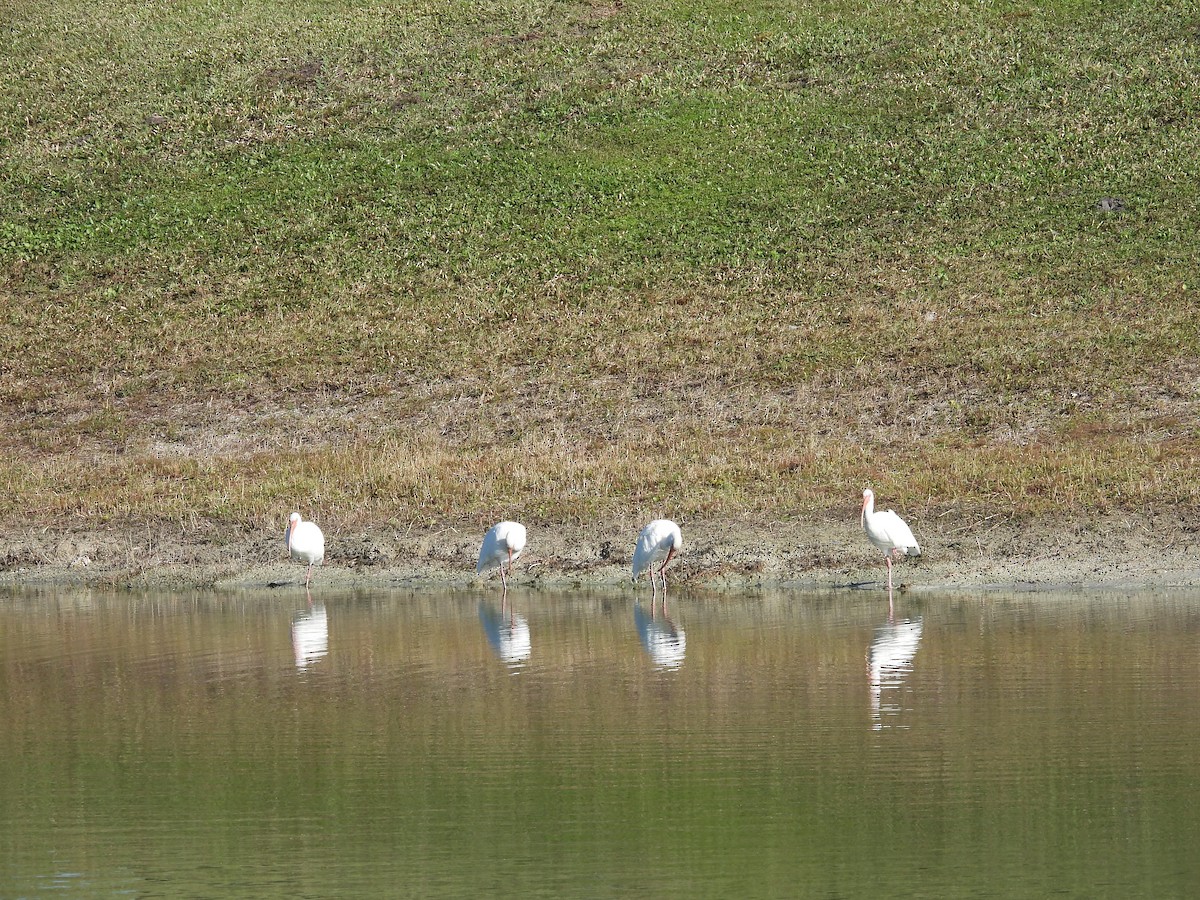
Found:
<box><xmin>1</xmin><ymin>512</ymin><xmax>1197</xmax><ymax>594</ymax></box>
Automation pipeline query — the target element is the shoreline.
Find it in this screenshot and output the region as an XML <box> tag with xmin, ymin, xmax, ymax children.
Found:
<box><xmin>1</xmin><ymin>512</ymin><xmax>1197</xmax><ymax>593</ymax></box>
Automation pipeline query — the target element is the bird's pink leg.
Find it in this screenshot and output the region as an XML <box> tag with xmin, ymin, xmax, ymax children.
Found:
<box><xmin>657</xmin><ymin>547</ymin><xmax>676</xmax><ymax>590</ymax></box>
<box><xmin>305</xmin><ymin>564</ymin><xmax>313</xmax><ymax>588</ymax></box>
<box><xmin>885</xmin><ymin>556</ymin><xmax>893</xmax><ymax>592</ymax></box>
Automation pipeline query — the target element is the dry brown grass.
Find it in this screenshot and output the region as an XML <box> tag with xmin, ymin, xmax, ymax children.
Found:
<box><xmin>1</xmin><ymin>0</ymin><xmax>1198</xmax><ymax>539</ymax></box>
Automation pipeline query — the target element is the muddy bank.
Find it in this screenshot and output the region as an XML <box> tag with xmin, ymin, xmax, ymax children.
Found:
<box><xmin>1</xmin><ymin>512</ymin><xmax>1197</xmax><ymax>594</ymax></box>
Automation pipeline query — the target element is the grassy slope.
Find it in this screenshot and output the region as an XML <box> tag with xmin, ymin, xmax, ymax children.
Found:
<box><xmin>0</xmin><ymin>0</ymin><xmax>1197</xmax><ymax>538</ymax></box>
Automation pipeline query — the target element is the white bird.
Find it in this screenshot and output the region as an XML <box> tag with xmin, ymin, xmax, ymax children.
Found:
<box><xmin>631</xmin><ymin>519</ymin><xmax>683</xmax><ymax>592</ymax></box>
<box><xmin>476</xmin><ymin>520</ymin><xmax>527</xmax><ymax>590</ymax></box>
<box><xmin>860</xmin><ymin>488</ymin><xmax>921</xmax><ymax>592</ymax></box>
<box><xmin>286</xmin><ymin>511</ymin><xmax>325</xmax><ymax>588</ymax></box>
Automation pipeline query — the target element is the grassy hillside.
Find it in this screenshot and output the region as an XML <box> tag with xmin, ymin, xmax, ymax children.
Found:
<box><xmin>1</xmin><ymin>0</ymin><xmax>1197</xmax><ymax>537</ymax></box>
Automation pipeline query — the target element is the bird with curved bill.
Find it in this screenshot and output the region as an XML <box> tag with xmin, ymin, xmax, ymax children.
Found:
<box><xmin>860</xmin><ymin>489</ymin><xmax>920</xmax><ymax>593</ymax></box>
<box><xmin>286</xmin><ymin>512</ymin><xmax>325</xmax><ymax>588</ymax></box>
<box><xmin>631</xmin><ymin>519</ymin><xmax>683</xmax><ymax>594</ymax></box>
<box><xmin>476</xmin><ymin>521</ymin><xmax>527</xmax><ymax>591</ymax></box>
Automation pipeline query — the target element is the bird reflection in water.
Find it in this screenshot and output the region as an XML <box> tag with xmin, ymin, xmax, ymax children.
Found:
<box><xmin>868</xmin><ymin>592</ymin><xmax>922</xmax><ymax>729</ymax></box>
<box><xmin>291</xmin><ymin>593</ymin><xmax>328</xmax><ymax>671</ymax></box>
<box><xmin>634</xmin><ymin>599</ymin><xmax>686</xmax><ymax>671</ymax></box>
<box><xmin>478</xmin><ymin>597</ymin><xmax>531</xmax><ymax>671</ymax></box>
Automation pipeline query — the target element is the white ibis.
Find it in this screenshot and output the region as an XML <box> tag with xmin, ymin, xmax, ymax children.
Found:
<box><xmin>476</xmin><ymin>520</ymin><xmax>527</xmax><ymax>590</ymax></box>
<box><xmin>286</xmin><ymin>512</ymin><xmax>325</xmax><ymax>588</ymax></box>
<box><xmin>860</xmin><ymin>488</ymin><xmax>921</xmax><ymax>592</ymax></box>
<box><xmin>631</xmin><ymin>519</ymin><xmax>682</xmax><ymax>592</ymax></box>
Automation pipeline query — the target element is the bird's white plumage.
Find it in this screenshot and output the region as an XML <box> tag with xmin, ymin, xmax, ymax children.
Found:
<box><xmin>477</xmin><ymin>521</ymin><xmax>527</xmax><ymax>576</ymax></box>
<box><xmin>286</xmin><ymin>512</ymin><xmax>325</xmax><ymax>587</ymax></box>
<box><xmin>861</xmin><ymin>490</ymin><xmax>920</xmax><ymax>557</ymax></box>
<box><xmin>631</xmin><ymin>519</ymin><xmax>683</xmax><ymax>581</ymax></box>
<box><xmin>860</xmin><ymin>489</ymin><xmax>919</xmax><ymax>592</ymax></box>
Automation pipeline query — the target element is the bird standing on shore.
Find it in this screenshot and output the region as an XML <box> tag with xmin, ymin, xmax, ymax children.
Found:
<box><xmin>477</xmin><ymin>520</ymin><xmax>527</xmax><ymax>591</ymax></box>
<box><xmin>860</xmin><ymin>489</ymin><xmax>921</xmax><ymax>592</ymax></box>
<box><xmin>631</xmin><ymin>519</ymin><xmax>683</xmax><ymax>593</ymax></box>
<box><xmin>286</xmin><ymin>512</ymin><xmax>325</xmax><ymax>588</ymax></box>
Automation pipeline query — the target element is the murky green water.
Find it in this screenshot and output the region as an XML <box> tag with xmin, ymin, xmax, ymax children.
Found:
<box><xmin>2</xmin><ymin>586</ymin><xmax>1199</xmax><ymax>897</ymax></box>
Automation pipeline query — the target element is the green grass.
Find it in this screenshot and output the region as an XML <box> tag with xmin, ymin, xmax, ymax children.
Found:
<box><xmin>0</xmin><ymin>0</ymin><xmax>1197</xmax><ymax>534</ymax></box>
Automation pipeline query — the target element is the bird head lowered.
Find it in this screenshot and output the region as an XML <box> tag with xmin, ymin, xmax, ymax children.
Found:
<box><xmin>630</xmin><ymin>519</ymin><xmax>682</xmax><ymax>589</ymax></box>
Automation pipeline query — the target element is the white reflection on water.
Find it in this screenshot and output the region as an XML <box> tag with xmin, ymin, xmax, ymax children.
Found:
<box><xmin>634</xmin><ymin>601</ymin><xmax>686</xmax><ymax>670</ymax></box>
<box><xmin>478</xmin><ymin>600</ymin><xmax>532</xmax><ymax>670</ymax></box>
<box><xmin>291</xmin><ymin>600</ymin><xmax>328</xmax><ymax>671</ymax></box>
<box><xmin>4</xmin><ymin>587</ymin><xmax>1200</xmax><ymax>899</ymax></box>
<box><xmin>868</xmin><ymin>605</ymin><xmax>923</xmax><ymax>730</ymax></box>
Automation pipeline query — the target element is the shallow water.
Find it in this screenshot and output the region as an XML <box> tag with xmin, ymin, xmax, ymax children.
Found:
<box><xmin>2</xmin><ymin>586</ymin><xmax>1200</xmax><ymax>897</ymax></box>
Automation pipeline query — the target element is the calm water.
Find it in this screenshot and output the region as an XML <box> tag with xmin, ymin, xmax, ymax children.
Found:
<box><xmin>2</xmin><ymin>586</ymin><xmax>1200</xmax><ymax>898</ymax></box>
